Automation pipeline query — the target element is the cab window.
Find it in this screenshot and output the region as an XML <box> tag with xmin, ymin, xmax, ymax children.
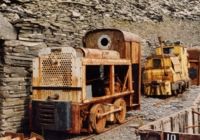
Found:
<box><xmin>153</xmin><ymin>59</ymin><xmax>161</xmax><ymax>68</ymax></box>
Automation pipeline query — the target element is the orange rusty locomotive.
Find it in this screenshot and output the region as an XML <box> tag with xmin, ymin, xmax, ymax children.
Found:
<box><xmin>31</xmin><ymin>29</ymin><xmax>141</xmax><ymax>133</ymax></box>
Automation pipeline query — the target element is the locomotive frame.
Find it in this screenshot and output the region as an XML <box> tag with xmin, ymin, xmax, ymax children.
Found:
<box><xmin>31</xmin><ymin>29</ymin><xmax>142</xmax><ymax>134</ymax></box>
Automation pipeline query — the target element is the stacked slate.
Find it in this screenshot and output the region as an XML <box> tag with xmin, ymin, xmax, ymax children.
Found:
<box><xmin>14</xmin><ymin>19</ymin><xmax>47</xmax><ymax>43</ymax></box>
<box><xmin>0</xmin><ymin>36</ymin><xmax>47</xmax><ymax>133</ymax></box>
<box><xmin>14</xmin><ymin>18</ymin><xmax>75</xmax><ymax>48</ymax></box>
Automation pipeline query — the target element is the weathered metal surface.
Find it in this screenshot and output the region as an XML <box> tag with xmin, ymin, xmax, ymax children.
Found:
<box><xmin>82</xmin><ymin>58</ymin><xmax>131</xmax><ymax>65</ymax></box>
<box><xmin>32</xmin><ymin>47</ymin><xmax>82</xmax><ymax>102</ymax></box>
<box><xmin>187</xmin><ymin>48</ymin><xmax>200</xmax><ymax>60</ymax></box>
<box><xmin>32</xmin><ymin>101</ymin><xmax>71</xmax><ymax>131</ymax></box>
<box><xmin>82</xmin><ymin>91</ymin><xmax>132</xmax><ymax>104</ymax></box>
<box><xmin>90</xmin><ymin>104</ymin><xmax>106</xmax><ymax>133</ymax></box>
<box><xmin>82</xmin><ymin>28</ymin><xmax>141</xmax><ymax>109</ymax></box>
<box><xmin>83</xmin><ymin>29</ymin><xmax>141</xmax><ymax>44</ymax></box>
<box><xmin>96</xmin><ymin>107</ymin><xmax>121</xmax><ymax>119</ymax></box>
<box><xmin>187</xmin><ymin>47</ymin><xmax>200</xmax><ymax>85</ymax></box>
<box><xmin>103</xmin><ymin>104</ymin><xmax>115</xmax><ymax>122</ymax></box>
<box><xmin>138</xmin><ymin>95</ymin><xmax>200</xmax><ymax>140</ymax></box>
<box><xmin>82</xmin><ymin>28</ymin><xmax>141</xmax><ymax>60</ymax></box>
<box><xmin>31</xmin><ymin>28</ymin><xmax>141</xmax><ymax>133</ymax></box>
<box><xmin>121</xmin><ymin>30</ymin><xmax>142</xmax><ymax>42</ymax></box>
<box><xmin>131</xmin><ymin>42</ymin><xmax>141</xmax><ymax>64</ymax></box>
<box><xmin>76</xmin><ymin>48</ymin><xmax>120</xmax><ymax>59</ymax></box>
<box><xmin>139</xmin><ymin>131</ymin><xmax>200</xmax><ymax>140</ymax></box>
<box><xmin>69</xmin><ymin>103</ymin><xmax>81</xmax><ymax>134</ymax></box>
<box><xmin>113</xmin><ymin>98</ymin><xmax>126</xmax><ymax>124</ymax></box>
<box><xmin>143</xmin><ymin>43</ymin><xmax>190</xmax><ymax>96</ymax></box>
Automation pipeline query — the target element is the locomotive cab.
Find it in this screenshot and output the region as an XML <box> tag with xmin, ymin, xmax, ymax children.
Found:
<box><xmin>31</xmin><ymin>29</ymin><xmax>141</xmax><ymax>134</ymax></box>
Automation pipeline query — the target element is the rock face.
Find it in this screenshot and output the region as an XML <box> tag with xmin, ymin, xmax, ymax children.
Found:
<box><xmin>0</xmin><ymin>0</ymin><xmax>199</xmax><ymax>47</ymax></box>
<box><xmin>0</xmin><ymin>13</ymin><xmax>16</xmax><ymax>40</ymax></box>
<box><xmin>0</xmin><ymin>40</ymin><xmax>47</xmax><ymax>133</ymax></box>
<box><xmin>0</xmin><ymin>0</ymin><xmax>199</xmax><ymax>134</ymax></box>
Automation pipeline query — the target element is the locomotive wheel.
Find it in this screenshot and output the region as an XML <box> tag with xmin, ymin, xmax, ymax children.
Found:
<box><xmin>114</xmin><ymin>98</ymin><xmax>126</xmax><ymax>124</ymax></box>
<box><xmin>89</xmin><ymin>104</ymin><xmax>106</xmax><ymax>133</ymax></box>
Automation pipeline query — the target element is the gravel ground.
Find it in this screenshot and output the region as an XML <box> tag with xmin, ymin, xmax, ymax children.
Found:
<box><xmin>85</xmin><ymin>86</ymin><xmax>200</xmax><ymax>140</ymax></box>
<box><xmin>43</xmin><ymin>86</ymin><xmax>200</xmax><ymax>140</ymax></box>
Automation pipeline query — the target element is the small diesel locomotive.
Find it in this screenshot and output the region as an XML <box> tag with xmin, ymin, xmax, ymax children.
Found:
<box><xmin>143</xmin><ymin>40</ymin><xmax>190</xmax><ymax>96</ymax></box>
<box><xmin>31</xmin><ymin>29</ymin><xmax>141</xmax><ymax>133</ymax></box>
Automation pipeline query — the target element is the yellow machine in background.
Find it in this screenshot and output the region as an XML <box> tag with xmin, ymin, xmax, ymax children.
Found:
<box><xmin>143</xmin><ymin>40</ymin><xmax>190</xmax><ymax>96</ymax></box>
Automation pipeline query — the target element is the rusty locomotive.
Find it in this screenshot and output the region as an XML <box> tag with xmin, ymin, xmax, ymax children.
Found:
<box><xmin>31</xmin><ymin>29</ymin><xmax>141</xmax><ymax>134</ymax></box>
<box><xmin>143</xmin><ymin>40</ymin><xmax>190</xmax><ymax>96</ymax></box>
<box><xmin>187</xmin><ymin>47</ymin><xmax>200</xmax><ymax>86</ymax></box>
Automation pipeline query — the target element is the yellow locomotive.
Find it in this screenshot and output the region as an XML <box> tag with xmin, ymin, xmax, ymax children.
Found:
<box><xmin>143</xmin><ymin>39</ymin><xmax>190</xmax><ymax>96</ymax></box>
<box><xmin>31</xmin><ymin>29</ymin><xmax>141</xmax><ymax>133</ymax></box>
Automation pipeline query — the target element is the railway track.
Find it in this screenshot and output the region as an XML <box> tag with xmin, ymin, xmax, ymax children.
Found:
<box><xmin>78</xmin><ymin>96</ymin><xmax>183</xmax><ymax>140</ymax></box>
<box><xmin>77</xmin><ymin>87</ymin><xmax>200</xmax><ymax>140</ymax></box>
<box><xmin>79</xmin><ymin>116</ymin><xmax>141</xmax><ymax>140</ymax></box>
<box><xmin>41</xmin><ymin>115</ymin><xmax>141</xmax><ymax>140</ymax></box>
<box><xmin>36</xmin><ymin>86</ymin><xmax>200</xmax><ymax>140</ymax></box>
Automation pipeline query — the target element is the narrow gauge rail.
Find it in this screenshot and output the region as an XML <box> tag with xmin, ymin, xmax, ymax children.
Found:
<box><xmin>41</xmin><ymin>115</ymin><xmax>141</xmax><ymax>140</ymax></box>
<box><xmin>68</xmin><ymin>95</ymin><xmax>184</xmax><ymax>140</ymax></box>
<box><xmin>79</xmin><ymin>116</ymin><xmax>140</xmax><ymax>140</ymax></box>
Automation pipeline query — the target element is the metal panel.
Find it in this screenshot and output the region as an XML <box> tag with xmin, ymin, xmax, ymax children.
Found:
<box><xmin>76</xmin><ymin>48</ymin><xmax>120</xmax><ymax>59</ymax></box>
<box><xmin>70</xmin><ymin>104</ymin><xmax>81</xmax><ymax>134</ymax></box>
<box><xmin>170</xmin><ymin>57</ymin><xmax>181</xmax><ymax>72</ymax></box>
<box><xmin>125</xmin><ymin>42</ymin><xmax>131</xmax><ymax>60</ymax></box>
<box><xmin>140</xmin><ymin>131</ymin><xmax>200</xmax><ymax>140</ymax></box>
<box><xmin>139</xmin><ymin>131</ymin><xmax>162</xmax><ymax>140</ymax></box>
<box><xmin>83</xmin><ymin>29</ymin><xmax>141</xmax><ymax>59</ymax></box>
<box><xmin>131</xmin><ymin>42</ymin><xmax>140</xmax><ymax>64</ymax></box>
<box><xmin>189</xmin><ymin>63</ymin><xmax>199</xmax><ymax>85</ymax></box>
<box><xmin>40</xmin><ymin>52</ymin><xmax>73</xmax><ymax>86</ymax></box>
<box><xmin>32</xmin><ymin>47</ymin><xmax>83</xmax><ymax>102</ymax></box>
<box><xmin>82</xmin><ymin>58</ymin><xmax>131</xmax><ymax>65</ymax></box>
<box><xmin>188</xmin><ymin>48</ymin><xmax>200</xmax><ymax>85</ymax></box>
<box><xmin>32</xmin><ymin>101</ymin><xmax>71</xmax><ymax>131</ymax></box>
<box><xmin>32</xmin><ymin>90</ymin><xmax>81</xmax><ymax>102</ymax></box>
